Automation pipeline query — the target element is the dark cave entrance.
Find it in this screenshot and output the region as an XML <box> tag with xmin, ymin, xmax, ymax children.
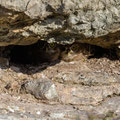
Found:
<box><xmin>0</xmin><ymin>41</ymin><xmax>119</xmax><ymax>66</ymax></box>
<box><xmin>9</xmin><ymin>41</ymin><xmax>62</xmax><ymax>65</ymax></box>
<box><xmin>9</xmin><ymin>41</ymin><xmax>48</xmax><ymax>65</ymax></box>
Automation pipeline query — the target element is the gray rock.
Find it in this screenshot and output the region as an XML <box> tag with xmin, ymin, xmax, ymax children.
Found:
<box><xmin>0</xmin><ymin>0</ymin><xmax>120</xmax><ymax>48</ymax></box>
<box><xmin>22</xmin><ymin>79</ymin><xmax>58</xmax><ymax>100</ymax></box>
<box><xmin>0</xmin><ymin>94</ymin><xmax>90</xmax><ymax>120</ymax></box>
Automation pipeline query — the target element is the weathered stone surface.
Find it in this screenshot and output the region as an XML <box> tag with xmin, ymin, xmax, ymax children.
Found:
<box><xmin>1</xmin><ymin>94</ymin><xmax>120</xmax><ymax>119</ymax></box>
<box><xmin>0</xmin><ymin>94</ymin><xmax>89</xmax><ymax>120</ymax></box>
<box><xmin>0</xmin><ymin>0</ymin><xmax>120</xmax><ymax>48</ymax></box>
<box><xmin>0</xmin><ymin>1</ymin><xmax>120</xmax><ymax>119</ymax></box>
<box><xmin>0</xmin><ymin>50</ymin><xmax>119</xmax><ymax>119</ymax></box>
<box><xmin>22</xmin><ymin>79</ymin><xmax>58</xmax><ymax>100</ymax></box>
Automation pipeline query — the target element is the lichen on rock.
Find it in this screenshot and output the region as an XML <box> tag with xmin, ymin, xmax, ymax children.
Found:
<box><xmin>0</xmin><ymin>0</ymin><xmax>120</xmax><ymax>50</ymax></box>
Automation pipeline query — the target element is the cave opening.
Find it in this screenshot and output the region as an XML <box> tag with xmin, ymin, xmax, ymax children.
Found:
<box><xmin>10</xmin><ymin>41</ymin><xmax>47</xmax><ymax>65</ymax></box>
<box><xmin>0</xmin><ymin>41</ymin><xmax>118</xmax><ymax>67</ymax></box>
<box><xmin>9</xmin><ymin>41</ymin><xmax>62</xmax><ymax>65</ymax></box>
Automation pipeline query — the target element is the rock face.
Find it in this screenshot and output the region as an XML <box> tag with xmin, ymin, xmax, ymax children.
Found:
<box><xmin>0</xmin><ymin>1</ymin><xmax>120</xmax><ymax>120</ymax></box>
<box><xmin>0</xmin><ymin>0</ymin><xmax>120</xmax><ymax>49</ymax></box>
<box><xmin>0</xmin><ymin>47</ymin><xmax>119</xmax><ymax>119</ymax></box>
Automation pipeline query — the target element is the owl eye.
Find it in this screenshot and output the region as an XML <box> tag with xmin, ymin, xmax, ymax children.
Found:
<box><xmin>71</xmin><ymin>44</ymin><xmax>79</xmax><ymax>52</ymax></box>
<box><xmin>48</xmin><ymin>43</ymin><xmax>56</xmax><ymax>48</ymax></box>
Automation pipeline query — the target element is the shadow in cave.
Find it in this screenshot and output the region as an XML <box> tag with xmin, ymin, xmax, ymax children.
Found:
<box><xmin>0</xmin><ymin>41</ymin><xmax>119</xmax><ymax>75</ymax></box>
<box><xmin>87</xmin><ymin>45</ymin><xmax>119</xmax><ymax>61</ymax></box>
<box><xmin>2</xmin><ymin>41</ymin><xmax>61</xmax><ymax>75</ymax></box>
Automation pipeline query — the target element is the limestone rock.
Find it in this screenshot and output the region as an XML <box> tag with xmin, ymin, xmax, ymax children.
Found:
<box><xmin>0</xmin><ymin>0</ymin><xmax>120</xmax><ymax>48</ymax></box>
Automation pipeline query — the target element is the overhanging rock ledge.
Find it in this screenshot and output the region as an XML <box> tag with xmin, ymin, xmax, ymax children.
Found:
<box><xmin>0</xmin><ymin>0</ymin><xmax>120</xmax><ymax>49</ymax></box>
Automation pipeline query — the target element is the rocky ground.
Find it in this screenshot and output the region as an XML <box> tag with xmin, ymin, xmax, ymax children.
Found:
<box><xmin>0</xmin><ymin>0</ymin><xmax>120</xmax><ymax>119</ymax></box>
<box><xmin>0</xmin><ymin>43</ymin><xmax>119</xmax><ymax>120</ymax></box>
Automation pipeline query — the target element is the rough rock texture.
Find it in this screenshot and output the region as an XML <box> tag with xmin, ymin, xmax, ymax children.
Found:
<box><xmin>0</xmin><ymin>0</ymin><xmax>120</xmax><ymax>120</ymax></box>
<box><xmin>0</xmin><ymin>0</ymin><xmax>120</xmax><ymax>49</ymax></box>
<box><xmin>22</xmin><ymin>79</ymin><xmax>58</xmax><ymax>100</ymax></box>
<box><xmin>0</xmin><ymin>51</ymin><xmax>119</xmax><ymax>119</ymax></box>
